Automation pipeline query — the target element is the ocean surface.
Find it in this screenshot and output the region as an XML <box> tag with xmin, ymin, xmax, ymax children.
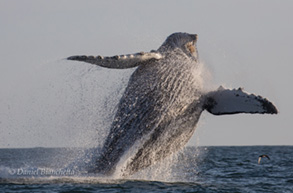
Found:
<box><xmin>0</xmin><ymin>146</ymin><xmax>292</xmax><ymax>193</ymax></box>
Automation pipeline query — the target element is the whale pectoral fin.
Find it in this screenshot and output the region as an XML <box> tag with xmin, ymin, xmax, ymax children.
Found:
<box><xmin>67</xmin><ymin>51</ymin><xmax>163</xmax><ymax>69</ymax></box>
<box><xmin>204</xmin><ymin>86</ymin><xmax>278</xmax><ymax>115</ymax></box>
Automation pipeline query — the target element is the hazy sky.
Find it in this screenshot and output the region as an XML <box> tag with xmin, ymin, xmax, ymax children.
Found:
<box><xmin>0</xmin><ymin>0</ymin><xmax>292</xmax><ymax>147</ymax></box>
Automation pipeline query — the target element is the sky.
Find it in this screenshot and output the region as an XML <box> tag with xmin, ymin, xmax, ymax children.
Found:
<box><xmin>0</xmin><ymin>0</ymin><xmax>292</xmax><ymax>148</ymax></box>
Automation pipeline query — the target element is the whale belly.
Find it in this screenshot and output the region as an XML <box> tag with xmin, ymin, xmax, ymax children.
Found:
<box><xmin>93</xmin><ymin>55</ymin><xmax>202</xmax><ymax>175</ymax></box>
<box><xmin>120</xmin><ymin>99</ymin><xmax>204</xmax><ymax>176</ymax></box>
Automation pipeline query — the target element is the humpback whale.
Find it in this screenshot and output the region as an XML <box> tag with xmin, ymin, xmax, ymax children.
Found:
<box><xmin>67</xmin><ymin>32</ymin><xmax>278</xmax><ymax>176</ymax></box>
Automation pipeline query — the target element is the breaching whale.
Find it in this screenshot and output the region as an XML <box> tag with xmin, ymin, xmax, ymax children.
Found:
<box><xmin>67</xmin><ymin>32</ymin><xmax>278</xmax><ymax>176</ymax></box>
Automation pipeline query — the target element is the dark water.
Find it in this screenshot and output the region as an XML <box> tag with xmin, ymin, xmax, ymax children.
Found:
<box><xmin>0</xmin><ymin>146</ymin><xmax>292</xmax><ymax>192</ymax></box>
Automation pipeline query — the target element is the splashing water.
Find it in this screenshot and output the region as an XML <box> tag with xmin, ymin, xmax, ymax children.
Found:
<box><xmin>0</xmin><ymin>57</ymin><xmax>212</xmax><ymax>182</ymax></box>
<box><xmin>1</xmin><ymin>60</ymin><xmax>133</xmax><ymax>148</ymax></box>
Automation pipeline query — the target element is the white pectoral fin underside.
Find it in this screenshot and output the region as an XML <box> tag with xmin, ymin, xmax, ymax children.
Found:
<box><xmin>205</xmin><ymin>86</ymin><xmax>278</xmax><ymax>115</ymax></box>
<box><xmin>67</xmin><ymin>51</ymin><xmax>163</xmax><ymax>69</ymax></box>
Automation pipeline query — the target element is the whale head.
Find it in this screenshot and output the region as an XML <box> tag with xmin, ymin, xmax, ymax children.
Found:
<box><xmin>159</xmin><ymin>32</ymin><xmax>198</xmax><ymax>60</ymax></box>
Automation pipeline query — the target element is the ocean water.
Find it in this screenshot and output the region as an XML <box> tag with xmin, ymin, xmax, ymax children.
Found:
<box><xmin>0</xmin><ymin>146</ymin><xmax>292</xmax><ymax>192</ymax></box>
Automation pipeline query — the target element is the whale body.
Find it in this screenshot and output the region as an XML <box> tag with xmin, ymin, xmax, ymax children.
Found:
<box><xmin>67</xmin><ymin>32</ymin><xmax>278</xmax><ymax>176</ymax></box>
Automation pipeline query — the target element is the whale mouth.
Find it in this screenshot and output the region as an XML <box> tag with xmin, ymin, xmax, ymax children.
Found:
<box><xmin>187</xmin><ymin>34</ymin><xmax>197</xmax><ymax>54</ymax></box>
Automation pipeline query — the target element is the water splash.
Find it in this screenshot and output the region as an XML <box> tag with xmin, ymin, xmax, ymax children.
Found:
<box><xmin>0</xmin><ymin>60</ymin><xmax>133</xmax><ymax>148</ymax></box>
<box><xmin>0</xmin><ymin>57</ymin><xmax>212</xmax><ymax>182</ymax></box>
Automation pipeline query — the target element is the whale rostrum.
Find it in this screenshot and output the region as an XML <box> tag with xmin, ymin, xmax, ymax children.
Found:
<box><xmin>67</xmin><ymin>32</ymin><xmax>277</xmax><ymax>176</ymax></box>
